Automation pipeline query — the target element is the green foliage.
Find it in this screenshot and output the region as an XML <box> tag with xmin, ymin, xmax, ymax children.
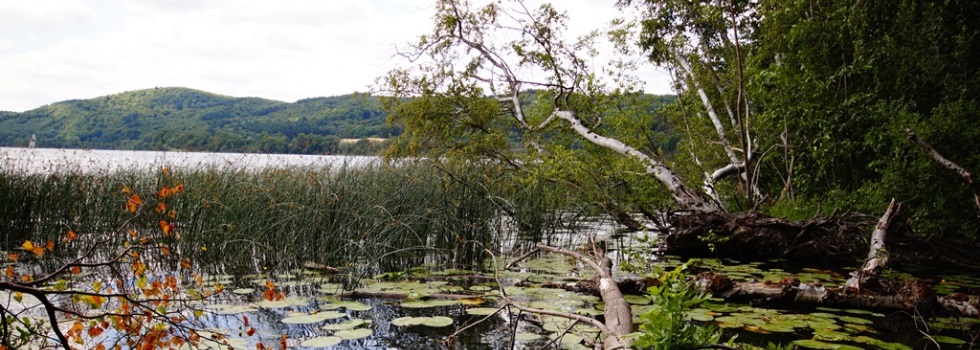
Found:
<box><xmin>632</xmin><ymin>263</ymin><xmax>730</xmax><ymax>350</ymax></box>
<box><xmin>0</xmin><ymin>87</ymin><xmax>398</xmax><ymax>155</ymax></box>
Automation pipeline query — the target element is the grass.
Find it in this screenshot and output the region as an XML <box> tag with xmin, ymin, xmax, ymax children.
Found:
<box><xmin>0</xmin><ymin>157</ymin><xmax>565</xmax><ymax>277</ymax></box>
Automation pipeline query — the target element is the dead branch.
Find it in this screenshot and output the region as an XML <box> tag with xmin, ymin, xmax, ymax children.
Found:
<box><xmin>906</xmin><ymin>128</ymin><xmax>980</xmax><ymax>217</ymax></box>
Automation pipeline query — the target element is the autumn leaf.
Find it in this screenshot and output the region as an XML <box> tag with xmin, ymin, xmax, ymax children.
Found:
<box><xmin>180</xmin><ymin>258</ymin><xmax>192</xmax><ymax>269</ymax></box>
<box><xmin>126</xmin><ymin>194</ymin><xmax>142</xmax><ymax>213</ymax></box>
<box><xmin>175</xmin><ymin>183</ymin><xmax>185</xmax><ymax>193</ymax></box>
<box><xmin>245</xmin><ymin>327</ymin><xmax>256</xmax><ymax>337</ymax></box>
<box><xmin>22</xmin><ymin>241</ymin><xmax>44</xmax><ymax>257</ymax></box>
<box><xmin>45</xmin><ymin>240</ymin><xmax>54</xmax><ymax>251</ymax></box>
<box><xmin>5</xmin><ymin>266</ymin><xmax>14</xmax><ymax>278</ymax></box>
<box><xmin>6</xmin><ymin>252</ymin><xmax>17</xmax><ymax>262</ymax></box>
<box><xmin>159</xmin><ymin>220</ymin><xmax>174</xmax><ymax>236</ymax></box>
<box><xmin>66</xmin><ymin>230</ymin><xmax>77</xmax><ymax>241</ymax></box>
<box><xmin>157</xmin><ymin>187</ymin><xmax>171</xmax><ymax>198</ymax></box>
<box><xmin>155</xmin><ymin>202</ymin><xmax>167</xmax><ymax>214</ymax></box>
<box><xmin>70</xmin><ymin>266</ymin><xmax>82</xmax><ymax>274</ymax></box>
<box><xmin>160</xmin><ymin>246</ymin><xmax>172</xmax><ymax>255</ymax></box>
<box><xmin>87</xmin><ymin>325</ymin><xmax>104</xmax><ymax>337</ymax></box>
<box><xmin>122</xmin><ymin>185</ymin><xmax>132</xmax><ymax>196</ymax></box>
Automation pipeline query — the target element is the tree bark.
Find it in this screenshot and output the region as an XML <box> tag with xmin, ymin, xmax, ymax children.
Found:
<box><xmin>535</xmin><ymin>243</ymin><xmax>632</xmax><ymax>350</ymax></box>
<box><xmin>553</xmin><ymin>111</ymin><xmax>722</xmax><ymax>214</ymax></box>
<box><xmin>845</xmin><ymin>199</ymin><xmax>898</xmax><ymax>291</ymax></box>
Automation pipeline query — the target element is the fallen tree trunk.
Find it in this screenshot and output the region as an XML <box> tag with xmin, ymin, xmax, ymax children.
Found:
<box><xmin>665</xmin><ymin>211</ymin><xmax>869</xmax><ymax>261</ymax></box>
<box><xmin>845</xmin><ymin>199</ymin><xmax>899</xmax><ymax>291</ymax></box>
<box><xmin>533</xmin><ymin>243</ymin><xmax>633</xmax><ymax>350</ymax></box>
<box><xmin>694</xmin><ymin>271</ymin><xmax>979</xmax><ymax>317</ymax></box>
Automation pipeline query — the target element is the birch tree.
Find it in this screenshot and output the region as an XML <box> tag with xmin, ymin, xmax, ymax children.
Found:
<box><xmin>378</xmin><ymin>0</ymin><xmax>722</xmax><ymax>214</ymax></box>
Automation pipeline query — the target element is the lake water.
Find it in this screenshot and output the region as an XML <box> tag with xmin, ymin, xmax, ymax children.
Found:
<box><xmin>0</xmin><ymin>147</ymin><xmax>379</xmax><ymax>174</ymax></box>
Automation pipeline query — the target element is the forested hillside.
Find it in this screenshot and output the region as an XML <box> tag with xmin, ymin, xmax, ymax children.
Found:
<box><xmin>0</xmin><ymin>87</ymin><xmax>399</xmax><ymax>154</ymax></box>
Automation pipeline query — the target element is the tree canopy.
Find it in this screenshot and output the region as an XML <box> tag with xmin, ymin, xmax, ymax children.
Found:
<box><xmin>382</xmin><ymin>0</ymin><xmax>980</xmax><ymax>237</ymax></box>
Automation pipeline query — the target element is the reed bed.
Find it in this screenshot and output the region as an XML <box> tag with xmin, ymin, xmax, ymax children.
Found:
<box><xmin>0</xmin><ymin>158</ymin><xmax>565</xmax><ymax>276</ymax></box>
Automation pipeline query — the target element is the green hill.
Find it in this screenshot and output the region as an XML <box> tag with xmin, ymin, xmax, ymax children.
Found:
<box><xmin>0</xmin><ymin>87</ymin><xmax>399</xmax><ymax>154</ymax></box>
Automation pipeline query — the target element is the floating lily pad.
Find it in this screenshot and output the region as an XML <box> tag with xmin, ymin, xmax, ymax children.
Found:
<box><xmin>836</xmin><ymin>315</ymin><xmax>872</xmax><ymax>325</ymax></box>
<box><xmin>853</xmin><ymin>336</ymin><xmax>913</xmax><ymax>350</ymax></box>
<box><xmin>400</xmin><ymin>299</ymin><xmax>458</xmax><ymax>308</ymax></box>
<box><xmin>623</xmin><ymin>294</ymin><xmax>651</xmax><ymax>305</ymax></box>
<box><xmin>334</xmin><ymin>328</ymin><xmax>372</xmax><ymax>340</ymax></box>
<box><xmin>466</xmin><ymin>307</ymin><xmax>501</xmax><ymax>316</ymax></box>
<box><xmin>255</xmin><ymin>296</ymin><xmax>309</xmax><ymax>309</ymax></box>
<box><xmin>330</xmin><ymin>300</ymin><xmax>372</xmax><ymax>311</ymax></box>
<box><xmin>792</xmin><ymin>339</ymin><xmax>842</xmax><ymax>349</ymax></box>
<box><xmin>515</xmin><ymin>332</ymin><xmax>542</xmax><ymax>341</ymax></box>
<box><xmin>391</xmin><ymin>316</ymin><xmax>454</xmax><ymax>327</ymax></box>
<box><xmin>281</xmin><ymin>311</ymin><xmax>346</xmax><ymax>324</ymax></box>
<box><xmin>812</xmin><ymin>330</ymin><xmax>851</xmax><ymax>342</ymax></box>
<box><xmin>300</xmin><ymin>336</ymin><xmax>342</xmax><ymax>347</ymax></box>
<box><xmin>231</xmin><ymin>288</ymin><xmax>254</xmax><ymax>295</ymax></box>
<box><xmin>322</xmin><ymin>319</ymin><xmax>371</xmax><ymax>330</ymax></box>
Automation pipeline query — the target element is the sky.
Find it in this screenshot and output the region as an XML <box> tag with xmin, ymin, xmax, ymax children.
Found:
<box><xmin>0</xmin><ymin>0</ymin><xmax>672</xmax><ymax>112</ymax></box>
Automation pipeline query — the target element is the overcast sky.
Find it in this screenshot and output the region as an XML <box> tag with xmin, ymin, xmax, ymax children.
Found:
<box><xmin>0</xmin><ymin>0</ymin><xmax>672</xmax><ymax>112</ymax></box>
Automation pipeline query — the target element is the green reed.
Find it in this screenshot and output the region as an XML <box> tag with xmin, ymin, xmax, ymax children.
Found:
<box><xmin>0</xmin><ymin>159</ymin><xmax>564</xmax><ymax>276</ymax></box>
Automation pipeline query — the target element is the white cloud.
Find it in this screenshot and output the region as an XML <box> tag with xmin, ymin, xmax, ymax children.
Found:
<box><xmin>0</xmin><ymin>0</ymin><xmax>670</xmax><ymax>112</ymax></box>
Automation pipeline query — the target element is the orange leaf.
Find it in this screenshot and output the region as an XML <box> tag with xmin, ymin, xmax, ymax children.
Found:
<box><xmin>159</xmin><ymin>220</ymin><xmax>173</xmax><ymax>235</ymax></box>
<box><xmin>155</xmin><ymin>202</ymin><xmax>167</xmax><ymax>214</ymax></box>
<box><xmin>66</xmin><ymin>230</ymin><xmax>77</xmax><ymax>241</ymax></box>
<box><xmin>256</xmin><ymin>343</ymin><xmax>265</xmax><ymax>350</ymax></box>
<box><xmin>45</xmin><ymin>240</ymin><xmax>54</xmax><ymax>251</ymax></box>
<box><xmin>245</xmin><ymin>327</ymin><xmax>256</xmax><ymax>337</ymax></box>
<box><xmin>126</xmin><ymin>194</ymin><xmax>142</xmax><ymax>213</ymax></box>
<box><xmin>122</xmin><ymin>185</ymin><xmax>132</xmax><ymax>196</ymax></box>
<box><xmin>87</xmin><ymin>325</ymin><xmax>104</xmax><ymax>337</ymax></box>
<box><xmin>94</xmin><ymin>344</ymin><xmax>105</xmax><ymax>350</ymax></box>
<box><xmin>242</xmin><ymin>316</ymin><xmax>250</xmax><ymax>327</ymax></box>
<box><xmin>175</xmin><ymin>184</ymin><xmax>185</xmax><ymax>193</ymax></box>
<box><xmin>5</xmin><ymin>266</ymin><xmax>14</xmax><ymax>278</ymax></box>
<box><xmin>70</xmin><ymin>266</ymin><xmax>81</xmax><ymax>274</ymax></box>
<box><xmin>157</xmin><ymin>187</ymin><xmax>171</xmax><ymax>198</ymax></box>
<box><xmin>7</xmin><ymin>252</ymin><xmax>17</xmax><ymax>262</ymax></box>
<box><xmin>20</xmin><ymin>274</ymin><xmax>31</xmax><ymax>282</ymax></box>
<box><xmin>262</xmin><ymin>288</ymin><xmax>275</xmax><ymax>301</ymax></box>
<box><xmin>180</xmin><ymin>258</ymin><xmax>192</xmax><ymax>269</ymax></box>
<box><xmin>160</xmin><ymin>246</ymin><xmax>172</xmax><ymax>255</ymax></box>
<box><xmin>264</xmin><ymin>280</ymin><xmax>275</xmax><ymax>290</ymax></box>
<box><xmin>21</xmin><ymin>240</ymin><xmax>33</xmax><ymax>251</ymax></box>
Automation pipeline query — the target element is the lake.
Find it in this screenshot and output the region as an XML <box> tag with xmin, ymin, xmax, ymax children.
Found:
<box><xmin>0</xmin><ymin>147</ymin><xmax>379</xmax><ymax>174</ymax></box>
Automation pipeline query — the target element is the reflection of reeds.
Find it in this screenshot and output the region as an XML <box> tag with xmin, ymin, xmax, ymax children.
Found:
<box><xmin>0</xmin><ymin>155</ymin><xmax>564</xmax><ymax>277</ymax></box>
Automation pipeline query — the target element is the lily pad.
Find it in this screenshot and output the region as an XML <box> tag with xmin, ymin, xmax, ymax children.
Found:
<box><xmin>281</xmin><ymin>311</ymin><xmax>346</xmax><ymax>324</ymax></box>
<box><xmin>300</xmin><ymin>336</ymin><xmax>342</xmax><ymax>347</ymax></box>
<box><xmin>322</xmin><ymin>319</ymin><xmax>371</xmax><ymax>330</ymax></box>
<box><xmin>400</xmin><ymin>299</ymin><xmax>458</xmax><ymax>308</ymax></box>
<box><xmin>466</xmin><ymin>307</ymin><xmax>501</xmax><ymax>316</ymax></box>
<box><xmin>836</xmin><ymin>315</ymin><xmax>872</xmax><ymax>325</ymax></box>
<box><xmin>255</xmin><ymin>296</ymin><xmax>309</xmax><ymax>309</ymax></box>
<box><xmin>334</xmin><ymin>328</ymin><xmax>373</xmax><ymax>340</ymax></box>
<box><xmin>231</xmin><ymin>288</ymin><xmax>254</xmax><ymax>295</ymax></box>
<box><xmin>515</xmin><ymin>332</ymin><xmax>542</xmax><ymax>341</ymax></box>
<box><xmin>792</xmin><ymin>339</ymin><xmax>841</xmax><ymax>349</ymax></box>
<box><xmin>391</xmin><ymin>316</ymin><xmax>454</xmax><ymax>327</ymax></box>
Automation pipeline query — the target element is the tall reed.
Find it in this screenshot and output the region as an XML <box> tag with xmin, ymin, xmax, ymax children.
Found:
<box><xmin>0</xmin><ymin>158</ymin><xmax>565</xmax><ymax>276</ymax></box>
